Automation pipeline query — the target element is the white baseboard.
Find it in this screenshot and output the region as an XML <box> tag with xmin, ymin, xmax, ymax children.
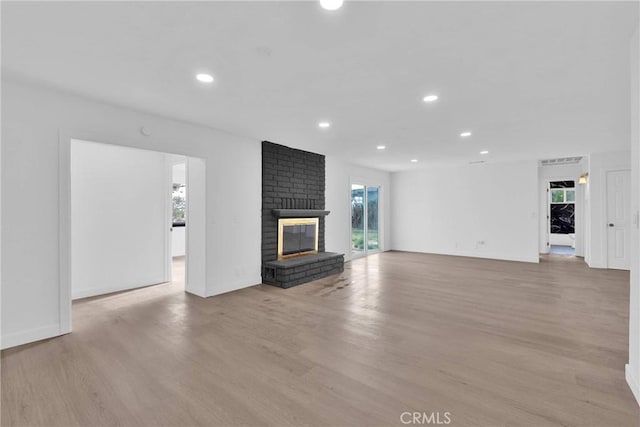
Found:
<box><xmin>206</xmin><ymin>276</ymin><xmax>262</xmax><ymax>298</ymax></box>
<box><xmin>72</xmin><ymin>277</ymin><xmax>167</xmax><ymax>300</ymax></box>
<box><xmin>586</xmin><ymin>258</ymin><xmax>607</xmax><ymax>269</ymax></box>
<box><xmin>455</xmin><ymin>250</ymin><xmax>539</xmax><ymax>264</ymax></box>
<box><xmin>186</xmin><ymin>286</ymin><xmax>207</xmax><ymax>298</ymax></box>
<box><xmin>1</xmin><ymin>323</ymin><xmax>62</xmax><ymax>350</ymax></box>
<box><xmin>626</xmin><ymin>364</ymin><xmax>640</xmax><ymax>406</ymax></box>
<box><xmin>390</xmin><ymin>248</ymin><xmax>539</xmax><ymax>264</ymax></box>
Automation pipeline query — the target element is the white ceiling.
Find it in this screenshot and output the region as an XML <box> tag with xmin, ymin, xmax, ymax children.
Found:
<box><xmin>2</xmin><ymin>1</ymin><xmax>638</xmax><ymax>171</ymax></box>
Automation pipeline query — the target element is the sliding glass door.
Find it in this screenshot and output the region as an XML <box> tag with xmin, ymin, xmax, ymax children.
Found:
<box><xmin>367</xmin><ymin>186</ymin><xmax>379</xmax><ymax>251</ymax></box>
<box><xmin>351</xmin><ymin>185</ymin><xmax>365</xmax><ymax>257</ymax></box>
<box><xmin>351</xmin><ymin>184</ymin><xmax>381</xmax><ymax>258</ymax></box>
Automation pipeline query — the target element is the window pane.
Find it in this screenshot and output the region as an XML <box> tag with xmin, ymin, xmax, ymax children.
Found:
<box><xmin>550</xmin><ymin>180</ymin><xmax>575</xmax><ymax>189</ymax></box>
<box><xmin>551</xmin><ymin>190</ymin><xmax>564</xmax><ymax>203</ymax></box>
<box><xmin>566</xmin><ymin>190</ymin><xmax>575</xmax><ymax>202</ymax></box>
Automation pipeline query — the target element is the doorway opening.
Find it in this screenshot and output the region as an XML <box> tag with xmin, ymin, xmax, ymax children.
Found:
<box><xmin>59</xmin><ymin>137</ymin><xmax>207</xmax><ymax>335</ymax></box>
<box><xmin>351</xmin><ymin>183</ymin><xmax>381</xmax><ymax>258</ymax></box>
<box><xmin>170</xmin><ymin>158</ymin><xmax>187</xmax><ymax>286</ymax></box>
<box><xmin>548</xmin><ymin>180</ymin><xmax>577</xmax><ymax>257</ymax></box>
<box><xmin>538</xmin><ymin>156</ymin><xmax>586</xmax><ymax>260</ymax></box>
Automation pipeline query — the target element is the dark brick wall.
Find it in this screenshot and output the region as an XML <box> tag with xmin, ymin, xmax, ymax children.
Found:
<box><xmin>262</xmin><ymin>141</ymin><xmax>326</xmax><ymax>263</ymax></box>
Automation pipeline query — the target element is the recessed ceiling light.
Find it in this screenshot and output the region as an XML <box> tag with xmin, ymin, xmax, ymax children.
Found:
<box><xmin>423</xmin><ymin>95</ymin><xmax>438</xmax><ymax>103</ymax></box>
<box><xmin>410</xmin><ymin>159</ymin><xmax>418</xmax><ymax>163</ymax></box>
<box><xmin>377</xmin><ymin>145</ymin><xmax>386</xmax><ymax>150</ymax></box>
<box><xmin>318</xmin><ymin>121</ymin><xmax>331</xmax><ymax>128</ymax></box>
<box><xmin>196</xmin><ymin>73</ymin><xmax>214</xmax><ymax>83</ymax></box>
<box><xmin>460</xmin><ymin>132</ymin><xmax>472</xmax><ymax>137</ymax></box>
<box><xmin>480</xmin><ymin>150</ymin><xmax>489</xmax><ymax>155</ymax></box>
<box><xmin>320</xmin><ymin>0</ymin><xmax>344</xmax><ymax>10</ymax></box>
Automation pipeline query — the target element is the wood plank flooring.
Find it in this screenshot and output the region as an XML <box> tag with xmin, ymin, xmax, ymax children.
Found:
<box><xmin>2</xmin><ymin>252</ymin><xmax>639</xmax><ymax>426</ymax></box>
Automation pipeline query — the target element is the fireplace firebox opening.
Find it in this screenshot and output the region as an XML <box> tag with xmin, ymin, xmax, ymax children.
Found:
<box><xmin>277</xmin><ymin>217</ymin><xmax>319</xmax><ymax>260</ymax></box>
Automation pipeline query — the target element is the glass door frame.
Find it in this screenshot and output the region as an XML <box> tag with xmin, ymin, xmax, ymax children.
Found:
<box><xmin>350</xmin><ymin>179</ymin><xmax>383</xmax><ymax>259</ymax></box>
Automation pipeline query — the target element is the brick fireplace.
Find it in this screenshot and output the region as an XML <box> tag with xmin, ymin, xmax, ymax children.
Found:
<box><xmin>261</xmin><ymin>141</ymin><xmax>344</xmax><ymax>288</ymax></box>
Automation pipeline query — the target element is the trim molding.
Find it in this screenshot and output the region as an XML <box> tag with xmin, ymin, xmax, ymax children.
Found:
<box><xmin>72</xmin><ymin>278</ymin><xmax>167</xmax><ymax>300</ymax></box>
<box><xmin>1</xmin><ymin>324</ymin><xmax>62</xmax><ymax>350</ymax></box>
<box><xmin>626</xmin><ymin>364</ymin><xmax>640</xmax><ymax>406</ymax></box>
<box><xmin>206</xmin><ymin>276</ymin><xmax>262</xmax><ymax>298</ymax></box>
<box><xmin>586</xmin><ymin>260</ymin><xmax>608</xmax><ymax>269</ymax></box>
<box><xmin>390</xmin><ymin>249</ymin><xmax>539</xmax><ymax>264</ymax></box>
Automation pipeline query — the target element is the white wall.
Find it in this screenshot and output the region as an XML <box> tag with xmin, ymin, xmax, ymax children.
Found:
<box><xmin>172</xmin><ymin>162</ymin><xmax>186</xmax><ymax>258</ymax></box>
<box><xmin>585</xmin><ymin>150</ymin><xmax>631</xmax><ymax>268</ymax></box>
<box><xmin>185</xmin><ymin>157</ymin><xmax>207</xmax><ymax>297</ymax></box>
<box><xmin>325</xmin><ymin>157</ymin><xmax>391</xmax><ymax>261</ymax></box>
<box><xmin>0</xmin><ymin>21</ymin><xmax>3</xmax><ymax>349</ymax></box>
<box><xmin>1</xmin><ymin>77</ymin><xmax>262</xmax><ymax>349</ymax></box>
<box><xmin>538</xmin><ymin>161</ymin><xmax>586</xmax><ymax>255</ymax></box>
<box><xmin>71</xmin><ymin>140</ymin><xmax>169</xmax><ymax>299</ymax></box>
<box><xmin>172</xmin><ymin>162</ymin><xmax>186</xmax><ymax>185</ymax></box>
<box><xmin>391</xmin><ymin>160</ymin><xmax>539</xmax><ymax>263</ymax></box>
<box><xmin>549</xmin><ymin>234</ymin><xmax>573</xmax><ymax>246</ymax></box>
<box><xmin>627</xmin><ymin>24</ymin><xmax>640</xmax><ymax>406</ymax></box>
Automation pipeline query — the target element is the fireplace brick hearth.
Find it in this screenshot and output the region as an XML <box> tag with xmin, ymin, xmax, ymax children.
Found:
<box><xmin>261</xmin><ymin>141</ymin><xmax>344</xmax><ymax>288</ymax></box>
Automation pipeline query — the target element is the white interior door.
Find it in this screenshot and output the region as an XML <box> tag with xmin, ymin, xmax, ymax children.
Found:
<box><xmin>607</xmin><ymin>170</ymin><xmax>631</xmax><ymax>270</ymax></box>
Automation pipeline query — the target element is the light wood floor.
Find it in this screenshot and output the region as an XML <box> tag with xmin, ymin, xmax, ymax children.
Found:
<box><xmin>2</xmin><ymin>252</ymin><xmax>639</xmax><ymax>426</ymax></box>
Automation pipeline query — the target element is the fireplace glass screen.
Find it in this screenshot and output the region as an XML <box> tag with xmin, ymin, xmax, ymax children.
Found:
<box><xmin>278</xmin><ymin>218</ymin><xmax>319</xmax><ymax>259</ymax></box>
<box><xmin>282</xmin><ymin>225</ymin><xmax>316</xmax><ymax>255</ymax></box>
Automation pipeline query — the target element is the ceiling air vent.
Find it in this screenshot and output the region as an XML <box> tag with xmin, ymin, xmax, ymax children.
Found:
<box><xmin>469</xmin><ymin>160</ymin><xmax>485</xmax><ymax>165</ymax></box>
<box><xmin>539</xmin><ymin>156</ymin><xmax>583</xmax><ymax>167</ymax></box>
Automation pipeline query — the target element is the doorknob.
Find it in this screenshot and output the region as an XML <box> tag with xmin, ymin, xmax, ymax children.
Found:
<box><xmin>609</xmin><ymin>223</ymin><xmax>615</xmax><ymax>227</ymax></box>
